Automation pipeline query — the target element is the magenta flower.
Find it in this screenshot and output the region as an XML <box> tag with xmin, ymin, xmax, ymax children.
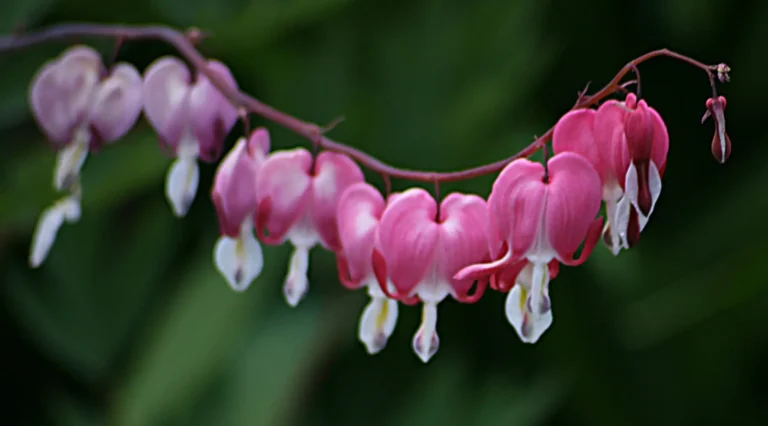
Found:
<box><xmin>335</xmin><ymin>182</ymin><xmax>399</xmax><ymax>354</ymax></box>
<box><xmin>455</xmin><ymin>153</ymin><xmax>603</xmax><ymax>343</ymax></box>
<box><xmin>211</xmin><ymin>128</ymin><xmax>271</xmax><ymax>292</ymax></box>
<box><xmin>28</xmin><ymin>45</ymin><xmax>143</xmax><ymax>268</ymax></box>
<box><xmin>553</xmin><ymin>93</ymin><xmax>669</xmax><ymax>254</ymax></box>
<box><xmin>371</xmin><ymin>188</ymin><xmax>489</xmax><ymax>363</ymax></box>
<box><xmin>701</xmin><ymin>96</ymin><xmax>731</xmax><ymax>164</ymax></box>
<box><xmin>255</xmin><ymin>149</ymin><xmax>364</xmax><ymax>306</ymax></box>
<box><xmin>142</xmin><ymin>56</ymin><xmax>239</xmax><ymax>217</ymax></box>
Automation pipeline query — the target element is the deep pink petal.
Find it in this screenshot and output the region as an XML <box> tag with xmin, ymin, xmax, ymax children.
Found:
<box><xmin>142</xmin><ymin>56</ymin><xmax>191</xmax><ymax>151</ymax></box>
<box><xmin>488</xmin><ymin>158</ymin><xmax>547</xmax><ymax>256</ymax></box>
<box><xmin>310</xmin><ymin>152</ymin><xmax>364</xmax><ymax>251</ymax></box>
<box><xmin>89</xmin><ymin>63</ymin><xmax>143</xmax><ymax>143</ymax></box>
<box><xmin>593</xmin><ymin>100</ymin><xmax>629</xmax><ymax>186</ymax></box>
<box><xmin>436</xmin><ymin>193</ymin><xmax>490</xmax><ymax>297</ymax></box>
<box><xmin>336</xmin><ymin>182</ymin><xmax>385</xmax><ymax>282</ymax></box>
<box><xmin>453</xmin><ymin>245</ymin><xmax>513</xmax><ymax>282</ymax></box>
<box><xmin>29</xmin><ymin>46</ymin><xmax>102</xmax><ymax>145</ymax></box>
<box><xmin>376</xmin><ymin>188</ymin><xmax>439</xmax><ymax>296</ymax></box>
<box><xmin>559</xmin><ymin>217</ymin><xmax>604</xmax><ymax>266</ymax></box>
<box><xmin>491</xmin><ymin>258</ymin><xmax>528</xmax><ymax>292</ymax></box>
<box><xmin>335</xmin><ymin>254</ymin><xmax>363</xmax><ymax>289</ymax></box>
<box><xmin>247</xmin><ymin>127</ymin><xmax>271</xmax><ymax>158</ymax></box>
<box><xmin>545</xmin><ymin>152</ymin><xmax>603</xmax><ymax>260</ymax></box>
<box><xmin>189</xmin><ymin>60</ymin><xmax>239</xmax><ymax>162</ymax></box>
<box><xmin>255</xmin><ymin>148</ymin><xmax>313</xmax><ymax>243</ymax></box>
<box><xmin>648</xmin><ymin>106</ymin><xmax>669</xmax><ymax>177</ymax></box>
<box><xmin>212</xmin><ymin>138</ymin><xmax>260</xmax><ymax>237</ymax></box>
<box><xmin>552</xmin><ymin>109</ymin><xmax>609</xmax><ymax>183</ymax></box>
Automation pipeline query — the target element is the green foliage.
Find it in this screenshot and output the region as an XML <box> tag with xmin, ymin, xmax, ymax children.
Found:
<box><xmin>2</xmin><ymin>0</ymin><xmax>767</xmax><ymax>425</ymax></box>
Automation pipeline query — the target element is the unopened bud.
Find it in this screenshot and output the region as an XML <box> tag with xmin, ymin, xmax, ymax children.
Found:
<box><xmin>625</xmin><ymin>101</ymin><xmax>655</xmax><ymax>162</ymax></box>
<box><xmin>715</xmin><ymin>63</ymin><xmax>731</xmax><ymax>84</ymax></box>
<box><xmin>702</xmin><ymin>96</ymin><xmax>730</xmax><ymax>164</ymax></box>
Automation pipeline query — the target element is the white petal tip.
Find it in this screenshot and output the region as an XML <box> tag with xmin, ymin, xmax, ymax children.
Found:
<box><xmin>53</xmin><ymin>135</ymin><xmax>90</xmax><ymax>191</ymax></box>
<box><xmin>283</xmin><ymin>246</ymin><xmax>311</xmax><ymax>307</ymax></box>
<box><xmin>166</xmin><ymin>157</ymin><xmax>200</xmax><ymax>218</ymax></box>
<box><xmin>412</xmin><ymin>302</ymin><xmax>439</xmax><ymax>363</ymax></box>
<box><xmin>283</xmin><ymin>283</ymin><xmax>307</xmax><ymax>307</ymax></box>
<box><xmin>28</xmin><ymin>197</ymin><xmax>81</xmax><ymax>269</ymax></box>
<box><xmin>362</xmin><ymin>334</ymin><xmax>388</xmax><ymax>355</ymax></box>
<box><xmin>358</xmin><ymin>295</ymin><xmax>398</xmax><ymax>355</ymax></box>
<box><xmin>506</xmin><ymin>286</ymin><xmax>553</xmax><ymax>344</ymax></box>
<box><xmin>214</xmin><ymin>232</ymin><xmax>263</xmax><ymax>293</ymax></box>
<box><xmin>413</xmin><ymin>336</ymin><xmax>439</xmax><ymax>363</ymax></box>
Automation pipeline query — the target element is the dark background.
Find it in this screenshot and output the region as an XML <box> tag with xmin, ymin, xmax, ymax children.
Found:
<box><xmin>1</xmin><ymin>0</ymin><xmax>766</xmax><ymax>425</ymax></box>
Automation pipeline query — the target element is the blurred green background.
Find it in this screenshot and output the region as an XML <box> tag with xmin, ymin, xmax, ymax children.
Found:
<box><xmin>1</xmin><ymin>0</ymin><xmax>767</xmax><ymax>425</ymax></box>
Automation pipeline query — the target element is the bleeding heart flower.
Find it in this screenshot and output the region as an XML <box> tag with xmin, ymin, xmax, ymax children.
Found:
<box><xmin>28</xmin><ymin>45</ymin><xmax>143</xmax><ymax>268</ymax></box>
<box><xmin>553</xmin><ymin>93</ymin><xmax>668</xmax><ymax>255</ymax></box>
<box><xmin>372</xmin><ymin>188</ymin><xmax>489</xmax><ymax>363</ymax></box>
<box><xmin>143</xmin><ymin>56</ymin><xmax>239</xmax><ymax>218</ymax></box>
<box><xmin>255</xmin><ymin>148</ymin><xmax>364</xmax><ymax>307</ymax></box>
<box><xmin>211</xmin><ymin>128</ymin><xmax>271</xmax><ymax>292</ymax></box>
<box><xmin>455</xmin><ymin>152</ymin><xmax>603</xmax><ymax>343</ymax></box>
<box><xmin>701</xmin><ymin>96</ymin><xmax>730</xmax><ymax>164</ymax></box>
<box><xmin>336</xmin><ymin>182</ymin><xmax>399</xmax><ymax>355</ymax></box>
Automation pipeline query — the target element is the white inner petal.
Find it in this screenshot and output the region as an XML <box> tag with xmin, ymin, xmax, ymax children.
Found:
<box><xmin>283</xmin><ymin>244</ymin><xmax>311</xmax><ymax>307</ymax></box>
<box><xmin>29</xmin><ymin>195</ymin><xmax>81</xmax><ymax>268</ymax></box>
<box><xmin>528</xmin><ymin>262</ymin><xmax>551</xmax><ymax>316</ymax></box>
<box><xmin>505</xmin><ymin>284</ymin><xmax>553</xmax><ymax>344</ymax></box>
<box><xmin>358</xmin><ymin>281</ymin><xmax>399</xmax><ymax>355</ymax></box>
<box><xmin>524</xmin><ymin>187</ymin><xmax>556</xmax><ymax>264</ymax></box>
<box><xmin>286</xmin><ymin>210</ymin><xmax>321</xmax><ymax>248</ymax></box>
<box><xmin>214</xmin><ymin>219</ymin><xmax>264</xmax><ymax>292</ymax></box>
<box><xmin>165</xmin><ymin>145</ymin><xmax>200</xmax><ymax>218</ymax></box>
<box><xmin>642</xmin><ymin>161</ymin><xmax>663</xmax><ymax>232</ymax></box>
<box><xmin>412</xmin><ymin>301</ymin><xmax>439</xmax><ymax>363</ymax></box>
<box><xmin>604</xmin><ymin>197</ymin><xmax>624</xmax><ymax>256</ymax></box>
<box><xmin>54</xmin><ymin>127</ymin><xmax>91</xmax><ymax>192</ymax></box>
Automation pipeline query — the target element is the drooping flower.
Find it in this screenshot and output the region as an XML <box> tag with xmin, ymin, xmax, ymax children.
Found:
<box><xmin>552</xmin><ymin>93</ymin><xmax>669</xmax><ymax>254</ymax></box>
<box><xmin>28</xmin><ymin>45</ymin><xmax>143</xmax><ymax>268</ymax></box>
<box><xmin>701</xmin><ymin>96</ymin><xmax>730</xmax><ymax>164</ymax></box>
<box><xmin>143</xmin><ymin>56</ymin><xmax>239</xmax><ymax>218</ymax></box>
<box><xmin>254</xmin><ymin>148</ymin><xmax>364</xmax><ymax>307</ymax></box>
<box><xmin>372</xmin><ymin>188</ymin><xmax>489</xmax><ymax>363</ymax></box>
<box><xmin>336</xmin><ymin>182</ymin><xmax>400</xmax><ymax>355</ymax></box>
<box><xmin>455</xmin><ymin>152</ymin><xmax>603</xmax><ymax>343</ymax></box>
<box><xmin>211</xmin><ymin>128</ymin><xmax>271</xmax><ymax>292</ymax></box>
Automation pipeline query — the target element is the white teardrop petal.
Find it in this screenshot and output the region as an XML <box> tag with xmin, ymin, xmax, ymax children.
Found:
<box><xmin>358</xmin><ymin>292</ymin><xmax>399</xmax><ymax>355</ymax></box>
<box><xmin>283</xmin><ymin>245</ymin><xmax>311</xmax><ymax>307</ymax></box>
<box><xmin>214</xmin><ymin>228</ymin><xmax>263</xmax><ymax>293</ymax></box>
<box><xmin>505</xmin><ymin>285</ymin><xmax>552</xmax><ymax>344</ymax></box>
<box><xmin>640</xmin><ymin>161</ymin><xmax>664</xmax><ymax>232</ymax></box>
<box><xmin>412</xmin><ymin>302</ymin><xmax>439</xmax><ymax>363</ymax></box>
<box><xmin>29</xmin><ymin>196</ymin><xmax>81</xmax><ymax>268</ymax></box>
<box><xmin>53</xmin><ymin>131</ymin><xmax>90</xmax><ymax>191</ymax></box>
<box><xmin>165</xmin><ymin>155</ymin><xmax>199</xmax><ymax>217</ymax></box>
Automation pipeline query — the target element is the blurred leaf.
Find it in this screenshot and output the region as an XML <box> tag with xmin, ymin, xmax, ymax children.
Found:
<box><xmin>4</xmin><ymin>197</ymin><xmax>182</xmax><ymax>380</ymax></box>
<box><xmin>111</xmin><ymin>244</ymin><xmax>281</xmax><ymax>426</ymax></box>
<box><xmin>207</xmin><ymin>299</ymin><xmax>353</xmax><ymax>426</ymax></box>
<box><xmin>47</xmin><ymin>389</ymin><xmax>103</xmax><ymax>426</ymax></box>
<box><xmin>390</xmin><ymin>356</ymin><xmax>470</xmax><ymax>426</ymax></box>
<box><xmin>0</xmin><ymin>127</ymin><xmax>168</xmax><ymax>232</ymax></box>
<box><xmin>471</xmin><ymin>371</ymin><xmax>566</xmax><ymax>426</ymax></box>
<box><xmin>0</xmin><ymin>0</ymin><xmax>59</xmax><ymax>33</ymax></box>
<box><xmin>621</xmin><ymin>239</ymin><xmax>768</xmax><ymax>348</ymax></box>
<box><xmin>206</xmin><ymin>0</ymin><xmax>356</xmax><ymax>53</ymax></box>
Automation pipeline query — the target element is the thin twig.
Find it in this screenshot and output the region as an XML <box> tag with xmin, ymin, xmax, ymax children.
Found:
<box><xmin>0</xmin><ymin>24</ymin><xmax>725</xmax><ymax>183</ymax></box>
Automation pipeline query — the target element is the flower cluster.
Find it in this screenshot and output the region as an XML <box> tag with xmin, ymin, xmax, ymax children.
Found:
<box><xmin>23</xmin><ymin>40</ymin><xmax>732</xmax><ymax>363</ymax></box>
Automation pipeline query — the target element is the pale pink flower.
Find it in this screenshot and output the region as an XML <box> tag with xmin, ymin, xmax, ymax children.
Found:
<box><xmin>255</xmin><ymin>149</ymin><xmax>364</xmax><ymax>306</ymax></box>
